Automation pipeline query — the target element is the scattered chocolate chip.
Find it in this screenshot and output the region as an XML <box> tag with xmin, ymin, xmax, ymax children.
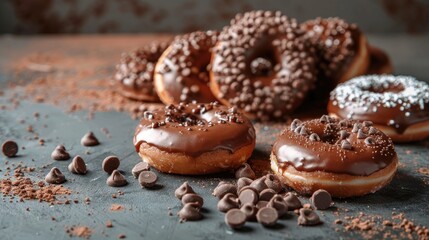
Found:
<box><xmin>175</xmin><ymin>182</ymin><xmax>195</xmax><ymax>200</ymax></box>
<box><xmin>357</xmin><ymin>129</ymin><xmax>367</xmax><ymax>139</ymax></box>
<box><xmin>68</xmin><ymin>155</ymin><xmax>87</xmax><ymax>175</ymax></box>
<box><xmin>364</xmin><ymin>137</ymin><xmax>375</xmax><ymax>146</ymax></box>
<box><xmin>259</xmin><ymin>188</ymin><xmax>276</xmax><ymax>201</ymax></box>
<box><xmin>234</xmin><ymin>163</ymin><xmax>256</xmax><ymax>179</ymax></box>
<box><xmin>290</xmin><ymin>119</ymin><xmax>302</xmax><ymax>130</ymax></box>
<box><xmin>213</xmin><ymin>183</ymin><xmax>237</xmax><ymax>199</ymax></box>
<box><xmin>299</xmin><ymin>126</ymin><xmax>308</xmax><ymax>136</ymax></box>
<box><xmin>217</xmin><ymin>193</ymin><xmax>239</xmax><ymax>213</ymax></box>
<box><xmin>80</xmin><ymin>131</ymin><xmax>100</xmax><ymax>146</ymax></box>
<box><xmin>298</xmin><ymin>208</ymin><xmax>321</xmax><ymax>226</ymax></box>
<box><xmin>283</xmin><ymin>192</ymin><xmax>302</xmax><ymax>210</ymax></box>
<box><xmin>352</xmin><ymin>123</ymin><xmax>361</xmax><ymax>133</ymax></box>
<box><xmin>363</xmin><ymin>121</ymin><xmax>373</xmax><ymax>127</ymax></box>
<box><xmin>178</xmin><ymin>203</ymin><xmax>202</xmax><ymax>221</ymax></box>
<box><xmin>102</xmin><ymin>156</ymin><xmax>120</xmax><ymax>174</ymax></box>
<box><xmin>131</xmin><ymin>162</ymin><xmax>150</xmax><ymax>178</ymax></box>
<box><xmin>250</xmin><ymin>176</ymin><xmax>268</xmax><ymax>193</ymax></box>
<box><xmin>238</xmin><ymin>187</ymin><xmax>259</xmax><ymax>205</ymax></box>
<box><xmin>138</xmin><ymin>171</ymin><xmax>157</xmax><ymax>188</ymax></box>
<box><xmin>311</xmin><ymin>189</ymin><xmax>332</xmax><ymax>210</ymax></box>
<box><xmin>51</xmin><ymin>145</ymin><xmax>70</xmax><ymax>160</ymax></box>
<box><xmin>267</xmin><ymin>195</ymin><xmax>288</xmax><ymax>217</ymax></box>
<box><xmin>309</xmin><ymin>133</ymin><xmax>320</xmax><ymax>142</ymax></box>
<box><xmin>339</xmin><ymin>130</ymin><xmax>350</xmax><ymax>140</ymax></box>
<box><xmin>106</xmin><ymin>170</ymin><xmax>128</xmax><ymax>187</ymax></box>
<box><xmin>181</xmin><ymin>193</ymin><xmax>204</xmax><ymax>208</ymax></box>
<box><xmin>264</xmin><ymin>174</ymin><xmax>282</xmax><ymax>193</ymax></box>
<box><xmin>319</xmin><ymin>115</ymin><xmax>330</xmax><ymax>123</ymax></box>
<box><xmin>45</xmin><ymin>167</ymin><xmax>66</xmax><ymax>184</ymax></box>
<box><xmin>368</xmin><ymin>126</ymin><xmax>377</xmax><ymax>134</ymax></box>
<box><xmin>1</xmin><ymin>140</ymin><xmax>18</xmax><ymax>157</ymax></box>
<box><xmin>256</xmin><ymin>201</ymin><xmax>269</xmax><ymax>209</ymax></box>
<box><xmin>256</xmin><ymin>207</ymin><xmax>278</xmax><ymax>227</ymax></box>
<box><xmin>340</xmin><ymin>139</ymin><xmax>352</xmax><ymax>150</ymax></box>
<box><xmin>225</xmin><ymin>209</ymin><xmax>246</xmax><ymax>229</ymax></box>
<box><xmin>237</xmin><ymin>177</ymin><xmax>253</xmax><ymax>192</ymax></box>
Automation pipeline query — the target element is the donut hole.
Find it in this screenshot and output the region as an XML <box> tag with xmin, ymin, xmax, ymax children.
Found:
<box><xmin>365</xmin><ymin>84</ymin><xmax>405</xmax><ymax>94</ymax></box>
<box><xmin>247</xmin><ymin>37</ymin><xmax>278</xmax><ymax>78</ymax></box>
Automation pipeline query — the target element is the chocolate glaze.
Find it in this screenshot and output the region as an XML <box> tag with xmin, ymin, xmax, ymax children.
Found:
<box><xmin>133</xmin><ymin>102</ymin><xmax>256</xmax><ymax>157</ymax></box>
<box><xmin>272</xmin><ymin>117</ymin><xmax>396</xmax><ymax>176</ymax></box>
<box><xmin>328</xmin><ymin>75</ymin><xmax>429</xmax><ymax>134</ymax></box>
<box><xmin>367</xmin><ymin>46</ymin><xmax>393</xmax><ymax>74</ymax></box>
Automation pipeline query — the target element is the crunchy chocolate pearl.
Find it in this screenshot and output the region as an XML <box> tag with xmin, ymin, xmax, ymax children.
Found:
<box><xmin>178</xmin><ymin>203</ymin><xmax>203</xmax><ymax>221</ymax></box>
<box><xmin>234</xmin><ymin>163</ymin><xmax>256</xmax><ymax>180</ymax></box>
<box><xmin>225</xmin><ymin>209</ymin><xmax>246</xmax><ymax>229</ymax></box>
<box><xmin>249</xmin><ymin>176</ymin><xmax>268</xmax><ymax>193</ymax></box>
<box><xmin>264</xmin><ymin>174</ymin><xmax>282</xmax><ymax>193</ymax></box>
<box><xmin>181</xmin><ymin>193</ymin><xmax>204</xmax><ymax>208</ymax></box>
<box><xmin>298</xmin><ymin>208</ymin><xmax>321</xmax><ymax>226</ymax></box>
<box><xmin>283</xmin><ymin>192</ymin><xmax>302</xmax><ymax>210</ymax></box>
<box><xmin>267</xmin><ymin>194</ymin><xmax>288</xmax><ymax>217</ymax></box>
<box><xmin>51</xmin><ymin>145</ymin><xmax>70</xmax><ymax>161</ymax></box>
<box><xmin>45</xmin><ymin>167</ymin><xmax>66</xmax><ymax>184</ymax></box>
<box><xmin>256</xmin><ymin>207</ymin><xmax>278</xmax><ymax>227</ymax></box>
<box><xmin>175</xmin><ymin>182</ymin><xmax>195</xmax><ymax>200</ymax></box>
<box><xmin>259</xmin><ymin>188</ymin><xmax>277</xmax><ymax>202</ymax></box>
<box><xmin>213</xmin><ymin>183</ymin><xmax>237</xmax><ymax>199</ymax></box>
<box><xmin>238</xmin><ymin>187</ymin><xmax>259</xmax><ymax>205</ymax></box>
<box><xmin>237</xmin><ymin>177</ymin><xmax>253</xmax><ymax>192</ymax></box>
<box><xmin>68</xmin><ymin>155</ymin><xmax>87</xmax><ymax>175</ymax></box>
<box><xmin>217</xmin><ymin>193</ymin><xmax>239</xmax><ymax>213</ymax></box>
<box><xmin>240</xmin><ymin>203</ymin><xmax>258</xmax><ymax>221</ymax></box>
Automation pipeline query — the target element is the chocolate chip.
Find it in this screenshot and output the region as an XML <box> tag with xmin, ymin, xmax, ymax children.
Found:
<box><xmin>264</xmin><ymin>174</ymin><xmax>282</xmax><ymax>193</ymax></box>
<box><xmin>311</xmin><ymin>189</ymin><xmax>332</xmax><ymax>210</ymax></box>
<box><xmin>319</xmin><ymin>115</ymin><xmax>330</xmax><ymax>123</ymax></box>
<box><xmin>357</xmin><ymin>129</ymin><xmax>367</xmax><ymax>139</ymax></box>
<box><xmin>249</xmin><ymin>176</ymin><xmax>268</xmax><ymax>193</ymax></box>
<box><xmin>309</xmin><ymin>133</ymin><xmax>320</xmax><ymax>142</ymax></box>
<box><xmin>138</xmin><ymin>171</ymin><xmax>157</xmax><ymax>188</ymax></box>
<box><xmin>299</xmin><ymin>126</ymin><xmax>308</xmax><ymax>136</ymax></box>
<box><xmin>240</xmin><ymin>203</ymin><xmax>258</xmax><ymax>221</ymax></box>
<box><xmin>364</xmin><ymin>137</ymin><xmax>375</xmax><ymax>146</ymax></box>
<box><xmin>290</xmin><ymin>119</ymin><xmax>302</xmax><ymax>131</ymax></box>
<box><xmin>1</xmin><ymin>140</ymin><xmax>18</xmax><ymax>157</ymax></box>
<box><xmin>352</xmin><ymin>123</ymin><xmax>361</xmax><ymax>133</ymax></box>
<box><xmin>267</xmin><ymin>195</ymin><xmax>288</xmax><ymax>217</ymax></box>
<box><xmin>217</xmin><ymin>193</ymin><xmax>239</xmax><ymax>213</ymax></box>
<box><xmin>106</xmin><ymin>170</ymin><xmax>128</xmax><ymax>187</ymax></box>
<box><xmin>237</xmin><ymin>177</ymin><xmax>253</xmax><ymax>192</ymax></box>
<box><xmin>235</xmin><ymin>163</ymin><xmax>256</xmax><ymax>179</ymax></box>
<box><xmin>80</xmin><ymin>131</ymin><xmax>100</xmax><ymax>146</ymax></box>
<box><xmin>283</xmin><ymin>192</ymin><xmax>302</xmax><ymax>210</ymax></box>
<box><xmin>178</xmin><ymin>203</ymin><xmax>202</xmax><ymax>221</ymax></box>
<box><xmin>259</xmin><ymin>188</ymin><xmax>276</xmax><ymax>201</ymax></box>
<box><xmin>363</xmin><ymin>121</ymin><xmax>373</xmax><ymax>127</ymax></box>
<box><xmin>225</xmin><ymin>209</ymin><xmax>246</xmax><ymax>229</ymax></box>
<box><xmin>213</xmin><ymin>183</ymin><xmax>237</xmax><ymax>199</ymax></box>
<box><xmin>340</xmin><ymin>139</ymin><xmax>352</xmax><ymax>150</ymax></box>
<box><xmin>181</xmin><ymin>193</ymin><xmax>204</xmax><ymax>208</ymax></box>
<box><xmin>45</xmin><ymin>167</ymin><xmax>66</xmax><ymax>184</ymax></box>
<box><xmin>131</xmin><ymin>162</ymin><xmax>150</xmax><ymax>178</ymax></box>
<box><xmin>51</xmin><ymin>145</ymin><xmax>70</xmax><ymax>161</ymax></box>
<box><xmin>256</xmin><ymin>207</ymin><xmax>278</xmax><ymax>227</ymax></box>
<box><xmin>238</xmin><ymin>187</ymin><xmax>259</xmax><ymax>205</ymax></box>
<box><xmin>68</xmin><ymin>155</ymin><xmax>87</xmax><ymax>175</ymax></box>
<box><xmin>339</xmin><ymin>130</ymin><xmax>350</xmax><ymax>140</ymax></box>
<box><xmin>102</xmin><ymin>156</ymin><xmax>120</xmax><ymax>174</ymax></box>
<box><xmin>175</xmin><ymin>182</ymin><xmax>195</xmax><ymax>200</ymax></box>
<box><xmin>368</xmin><ymin>126</ymin><xmax>377</xmax><ymax>134</ymax></box>
<box><xmin>298</xmin><ymin>208</ymin><xmax>321</xmax><ymax>226</ymax></box>
<box><xmin>256</xmin><ymin>201</ymin><xmax>269</xmax><ymax>209</ymax></box>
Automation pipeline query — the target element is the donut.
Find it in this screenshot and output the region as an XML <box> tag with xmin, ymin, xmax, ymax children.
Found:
<box><xmin>328</xmin><ymin>75</ymin><xmax>429</xmax><ymax>142</ymax></box>
<box><xmin>210</xmin><ymin>11</ymin><xmax>317</xmax><ymax>121</ymax></box>
<box><xmin>133</xmin><ymin>102</ymin><xmax>256</xmax><ymax>175</ymax></box>
<box><xmin>367</xmin><ymin>46</ymin><xmax>393</xmax><ymax>74</ymax></box>
<box><xmin>301</xmin><ymin>17</ymin><xmax>370</xmax><ymax>85</ymax></box>
<box><xmin>114</xmin><ymin>42</ymin><xmax>169</xmax><ymax>101</ymax></box>
<box><xmin>271</xmin><ymin>116</ymin><xmax>398</xmax><ymax>198</ymax></box>
<box><xmin>154</xmin><ymin>31</ymin><xmax>218</xmax><ymax>105</ymax></box>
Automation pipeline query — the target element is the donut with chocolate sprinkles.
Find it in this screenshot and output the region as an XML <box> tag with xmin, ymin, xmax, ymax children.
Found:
<box><xmin>328</xmin><ymin>75</ymin><xmax>429</xmax><ymax>142</ymax></box>
<box><xmin>301</xmin><ymin>17</ymin><xmax>370</xmax><ymax>85</ymax></box>
<box><xmin>210</xmin><ymin>11</ymin><xmax>317</xmax><ymax>121</ymax></box>
<box><xmin>154</xmin><ymin>31</ymin><xmax>218</xmax><ymax>105</ymax></box>
<box><xmin>271</xmin><ymin>116</ymin><xmax>398</xmax><ymax>198</ymax></box>
<box><xmin>114</xmin><ymin>42</ymin><xmax>169</xmax><ymax>101</ymax></box>
<box><xmin>133</xmin><ymin>102</ymin><xmax>256</xmax><ymax>175</ymax></box>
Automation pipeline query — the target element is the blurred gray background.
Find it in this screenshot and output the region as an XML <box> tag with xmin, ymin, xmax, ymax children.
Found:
<box><xmin>0</xmin><ymin>0</ymin><xmax>428</xmax><ymax>35</ymax></box>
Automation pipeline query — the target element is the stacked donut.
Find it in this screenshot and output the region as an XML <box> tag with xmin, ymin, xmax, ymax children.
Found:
<box><xmin>114</xmin><ymin>11</ymin><xmax>393</xmax><ymax>121</ymax></box>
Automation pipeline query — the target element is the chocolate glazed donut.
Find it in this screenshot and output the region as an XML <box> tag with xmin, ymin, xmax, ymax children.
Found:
<box><xmin>367</xmin><ymin>46</ymin><xmax>393</xmax><ymax>75</ymax></box>
<box><xmin>271</xmin><ymin>116</ymin><xmax>398</xmax><ymax>198</ymax></box>
<box><xmin>114</xmin><ymin>42</ymin><xmax>169</xmax><ymax>101</ymax></box>
<box><xmin>133</xmin><ymin>102</ymin><xmax>256</xmax><ymax>175</ymax></box>
<box><xmin>328</xmin><ymin>75</ymin><xmax>429</xmax><ymax>142</ymax></box>
<box><xmin>210</xmin><ymin>11</ymin><xmax>317</xmax><ymax>121</ymax></box>
<box><xmin>154</xmin><ymin>31</ymin><xmax>218</xmax><ymax>105</ymax></box>
<box><xmin>301</xmin><ymin>18</ymin><xmax>370</xmax><ymax>86</ymax></box>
